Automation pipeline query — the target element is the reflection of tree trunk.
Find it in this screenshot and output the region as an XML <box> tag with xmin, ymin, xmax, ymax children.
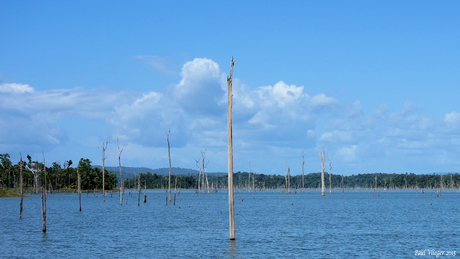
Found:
<box><xmin>227</xmin><ymin>57</ymin><xmax>235</xmax><ymax>240</ymax></box>
<box><xmin>320</xmin><ymin>148</ymin><xmax>325</xmax><ymax>197</ymax></box>
<box><xmin>19</xmin><ymin>153</ymin><xmax>24</xmax><ymax>218</ymax></box>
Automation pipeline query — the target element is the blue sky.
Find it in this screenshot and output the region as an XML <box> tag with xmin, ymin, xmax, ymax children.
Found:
<box><xmin>1</xmin><ymin>1</ymin><xmax>460</xmax><ymax>175</ymax></box>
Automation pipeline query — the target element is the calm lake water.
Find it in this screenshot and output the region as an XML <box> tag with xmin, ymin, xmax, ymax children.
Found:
<box><xmin>1</xmin><ymin>189</ymin><xmax>459</xmax><ymax>258</ymax></box>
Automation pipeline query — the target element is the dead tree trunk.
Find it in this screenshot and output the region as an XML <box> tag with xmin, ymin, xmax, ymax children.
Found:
<box><xmin>202</xmin><ymin>149</ymin><xmax>210</xmax><ymax>193</ymax></box>
<box><xmin>138</xmin><ymin>173</ymin><xmax>141</xmax><ymax>206</ymax></box>
<box><xmin>284</xmin><ymin>160</ymin><xmax>288</xmax><ymax>193</ymax></box>
<box><xmin>41</xmin><ymin>150</ymin><xmax>47</xmax><ymax>233</ymax></box>
<box><xmin>143</xmin><ymin>179</ymin><xmax>147</xmax><ymax>203</ymax></box>
<box><xmin>440</xmin><ymin>174</ymin><xmax>443</xmax><ymax>190</ymax></box>
<box><xmin>166</xmin><ymin>130</ymin><xmax>172</xmax><ymax>202</ymax></box>
<box><xmin>99</xmin><ymin>140</ymin><xmax>109</xmax><ymax>202</ymax></box>
<box><xmin>19</xmin><ymin>153</ymin><xmax>24</xmax><ymax>218</ymax></box>
<box><xmin>227</xmin><ymin>57</ymin><xmax>235</xmax><ymax>240</ymax></box>
<box><xmin>288</xmin><ymin>168</ymin><xmax>291</xmax><ymax>194</ymax></box>
<box><xmin>252</xmin><ymin>172</ymin><xmax>255</xmax><ymax>199</ymax></box>
<box><xmin>320</xmin><ymin>148</ymin><xmax>325</xmax><ymax>197</ymax></box>
<box><xmin>302</xmin><ymin>151</ymin><xmax>305</xmax><ymax>192</ymax></box>
<box><xmin>77</xmin><ymin>167</ymin><xmax>81</xmax><ymax>211</ymax></box>
<box><xmin>374</xmin><ymin>174</ymin><xmax>377</xmax><ymax>195</ymax></box>
<box><xmin>117</xmin><ymin>136</ymin><xmax>124</xmax><ymax>206</ymax></box>
<box><xmin>342</xmin><ymin>175</ymin><xmax>344</xmax><ymax>196</ymax></box>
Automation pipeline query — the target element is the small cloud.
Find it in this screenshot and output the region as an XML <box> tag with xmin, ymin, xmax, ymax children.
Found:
<box><xmin>0</xmin><ymin>83</ymin><xmax>34</xmax><ymax>93</ymax></box>
<box><xmin>444</xmin><ymin>111</ymin><xmax>460</xmax><ymax>124</ymax></box>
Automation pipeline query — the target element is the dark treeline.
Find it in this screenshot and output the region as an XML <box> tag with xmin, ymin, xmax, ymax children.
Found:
<box><xmin>124</xmin><ymin>172</ymin><xmax>197</xmax><ymax>189</ymax></box>
<box><xmin>123</xmin><ymin>171</ymin><xmax>460</xmax><ymax>190</ymax></box>
<box><xmin>2</xmin><ymin>152</ymin><xmax>458</xmax><ymax>192</ymax></box>
<box><xmin>0</xmin><ymin>153</ymin><xmax>117</xmax><ymax>192</ymax></box>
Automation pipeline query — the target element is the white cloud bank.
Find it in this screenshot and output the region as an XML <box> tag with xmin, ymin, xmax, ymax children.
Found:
<box><xmin>1</xmin><ymin>58</ymin><xmax>460</xmax><ymax>174</ymax></box>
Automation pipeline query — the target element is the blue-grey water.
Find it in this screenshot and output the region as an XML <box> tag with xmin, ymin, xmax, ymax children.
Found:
<box><xmin>1</xmin><ymin>189</ymin><xmax>459</xmax><ymax>258</ymax></box>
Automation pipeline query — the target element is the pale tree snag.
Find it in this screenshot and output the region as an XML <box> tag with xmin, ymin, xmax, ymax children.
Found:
<box><xmin>374</xmin><ymin>174</ymin><xmax>377</xmax><ymax>195</ymax></box>
<box><xmin>302</xmin><ymin>151</ymin><xmax>305</xmax><ymax>192</ymax></box>
<box><xmin>248</xmin><ymin>161</ymin><xmax>251</xmax><ymax>191</ymax></box>
<box><xmin>252</xmin><ymin>172</ymin><xmax>255</xmax><ymax>199</ymax></box>
<box><xmin>201</xmin><ymin>149</ymin><xmax>209</xmax><ymax>193</ymax></box>
<box><xmin>320</xmin><ymin>148</ymin><xmax>325</xmax><ymax>197</ymax></box>
<box><xmin>342</xmin><ymin>175</ymin><xmax>344</xmax><ymax>196</ymax></box>
<box><xmin>143</xmin><ymin>178</ymin><xmax>147</xmax><ymax>203</ymax></box>
<box><xmin>99</xmin><ymin>140</ymin><xmax>109</xmax><ymax>202</ymax></box>
<box><xmin>227</xmin><ymin>57</ymin><xmax>235</xmax><ymax>240</ymax></box>
<box><xmin>117</xmin><ymin>136</ymin><xmax>124</xmax><ymax>206</ymax></box>
<box><xmin>288</xmin><ymin>168</ymin><xmax>291</xmax><ymax>194</ymax></box>
<box><xmin>77</xmin><ymin>167</ymin><xmax>81</xmax><ymax>211</ymax></box>
<box><xmin>166</xmin><ymin>130</ymin><xmax>172</xmax><ymax>202</ymax></box>
<box><xmin>138</xmin><ymin>173</ymin><xmax>141</xmax><ymax>206</ymax></box>
<box><xmin>328</xmin><ymin>158</ymin><xmax>332</xmax><ymax>195</ymax></box>
<box><xmin>284</xmin><ymin>160</ymin><xmax>288</xmax><ymax>193</ymax></box>
<box><xmin>19</xmin><ymin>153</ymin><xmax>24</xmax><ymax>218</ymax></box>
<box><xmin>41</xmin><ymin>149</ymin><xmax>47</xmax><ymax>233</ymax></box>
<box><xmin>440</xmin><ymin>174</ymin><xmax>443</xmax><ymax>190</ymax></box>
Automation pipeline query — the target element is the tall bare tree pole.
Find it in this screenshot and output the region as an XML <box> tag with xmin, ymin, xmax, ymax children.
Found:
<box><xmin>138</xmin><ymin>173</ymin><xmax>141</xmax><ymax>206</ymax></box>
<box><xmin>99</xmin><ymin>140</ymin><xmax>109</xmax><ymax>202</ymax></box>
<box><xmin>41</xmin><ymin>149</ymin><xmax>47</xmax><ymax>233</ymax></box>
<box><xmin>166</xmin><ymin>130</ymin><xmax>172</xmax><ymax>202</ymax></box>
<box><xmin>202</xmin><ymin>149</ymin><xmax>209</xmax><ymax>193</ymax></box>
<box><xmin>227</xmin><ymin>57</ymin><xmax>235</xmax><ymax>240</ymax></box>
<box><xmin>302</xmin><ymin>151</ymin><xmax>305</xmax><ymax>192</ymax></box>
<box><xmin>374</xmin><ymin>174</ymin><xmax>377</xmax><ymax>195</ymax></box>
<box><xmin>19</xmin><ymin>153</ymin><xmax>24</xmax><ymax>218</ymax></box>
<box><xmin>77</xmin><ymin>167</ymin><xmax>81</xmax><ymax>211</ymax></box>
<box><xmin>328</xmin><ymin>157</ymin><xmax>332</xmax><ymax>195</ymax></box>
<box><xmin>117</xmin><ymin>136</ymin><xmax>124</xmax><ymax>206</ymax></box>
<box><xmin>284</xmin><ymin>160</ymin><xmax>288</xmax><ymax>193</ymax></box>
<box><xmin>320</xmin><ymin>148</ymin><xmax>325</xmax><ymax>197</ymax></box>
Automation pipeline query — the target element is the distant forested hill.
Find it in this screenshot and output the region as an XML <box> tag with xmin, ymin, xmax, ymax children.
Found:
<box><xmin>92</xmin><ymin>166</ymin><xmax>225</xmax><ymax>180</ymax></box>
